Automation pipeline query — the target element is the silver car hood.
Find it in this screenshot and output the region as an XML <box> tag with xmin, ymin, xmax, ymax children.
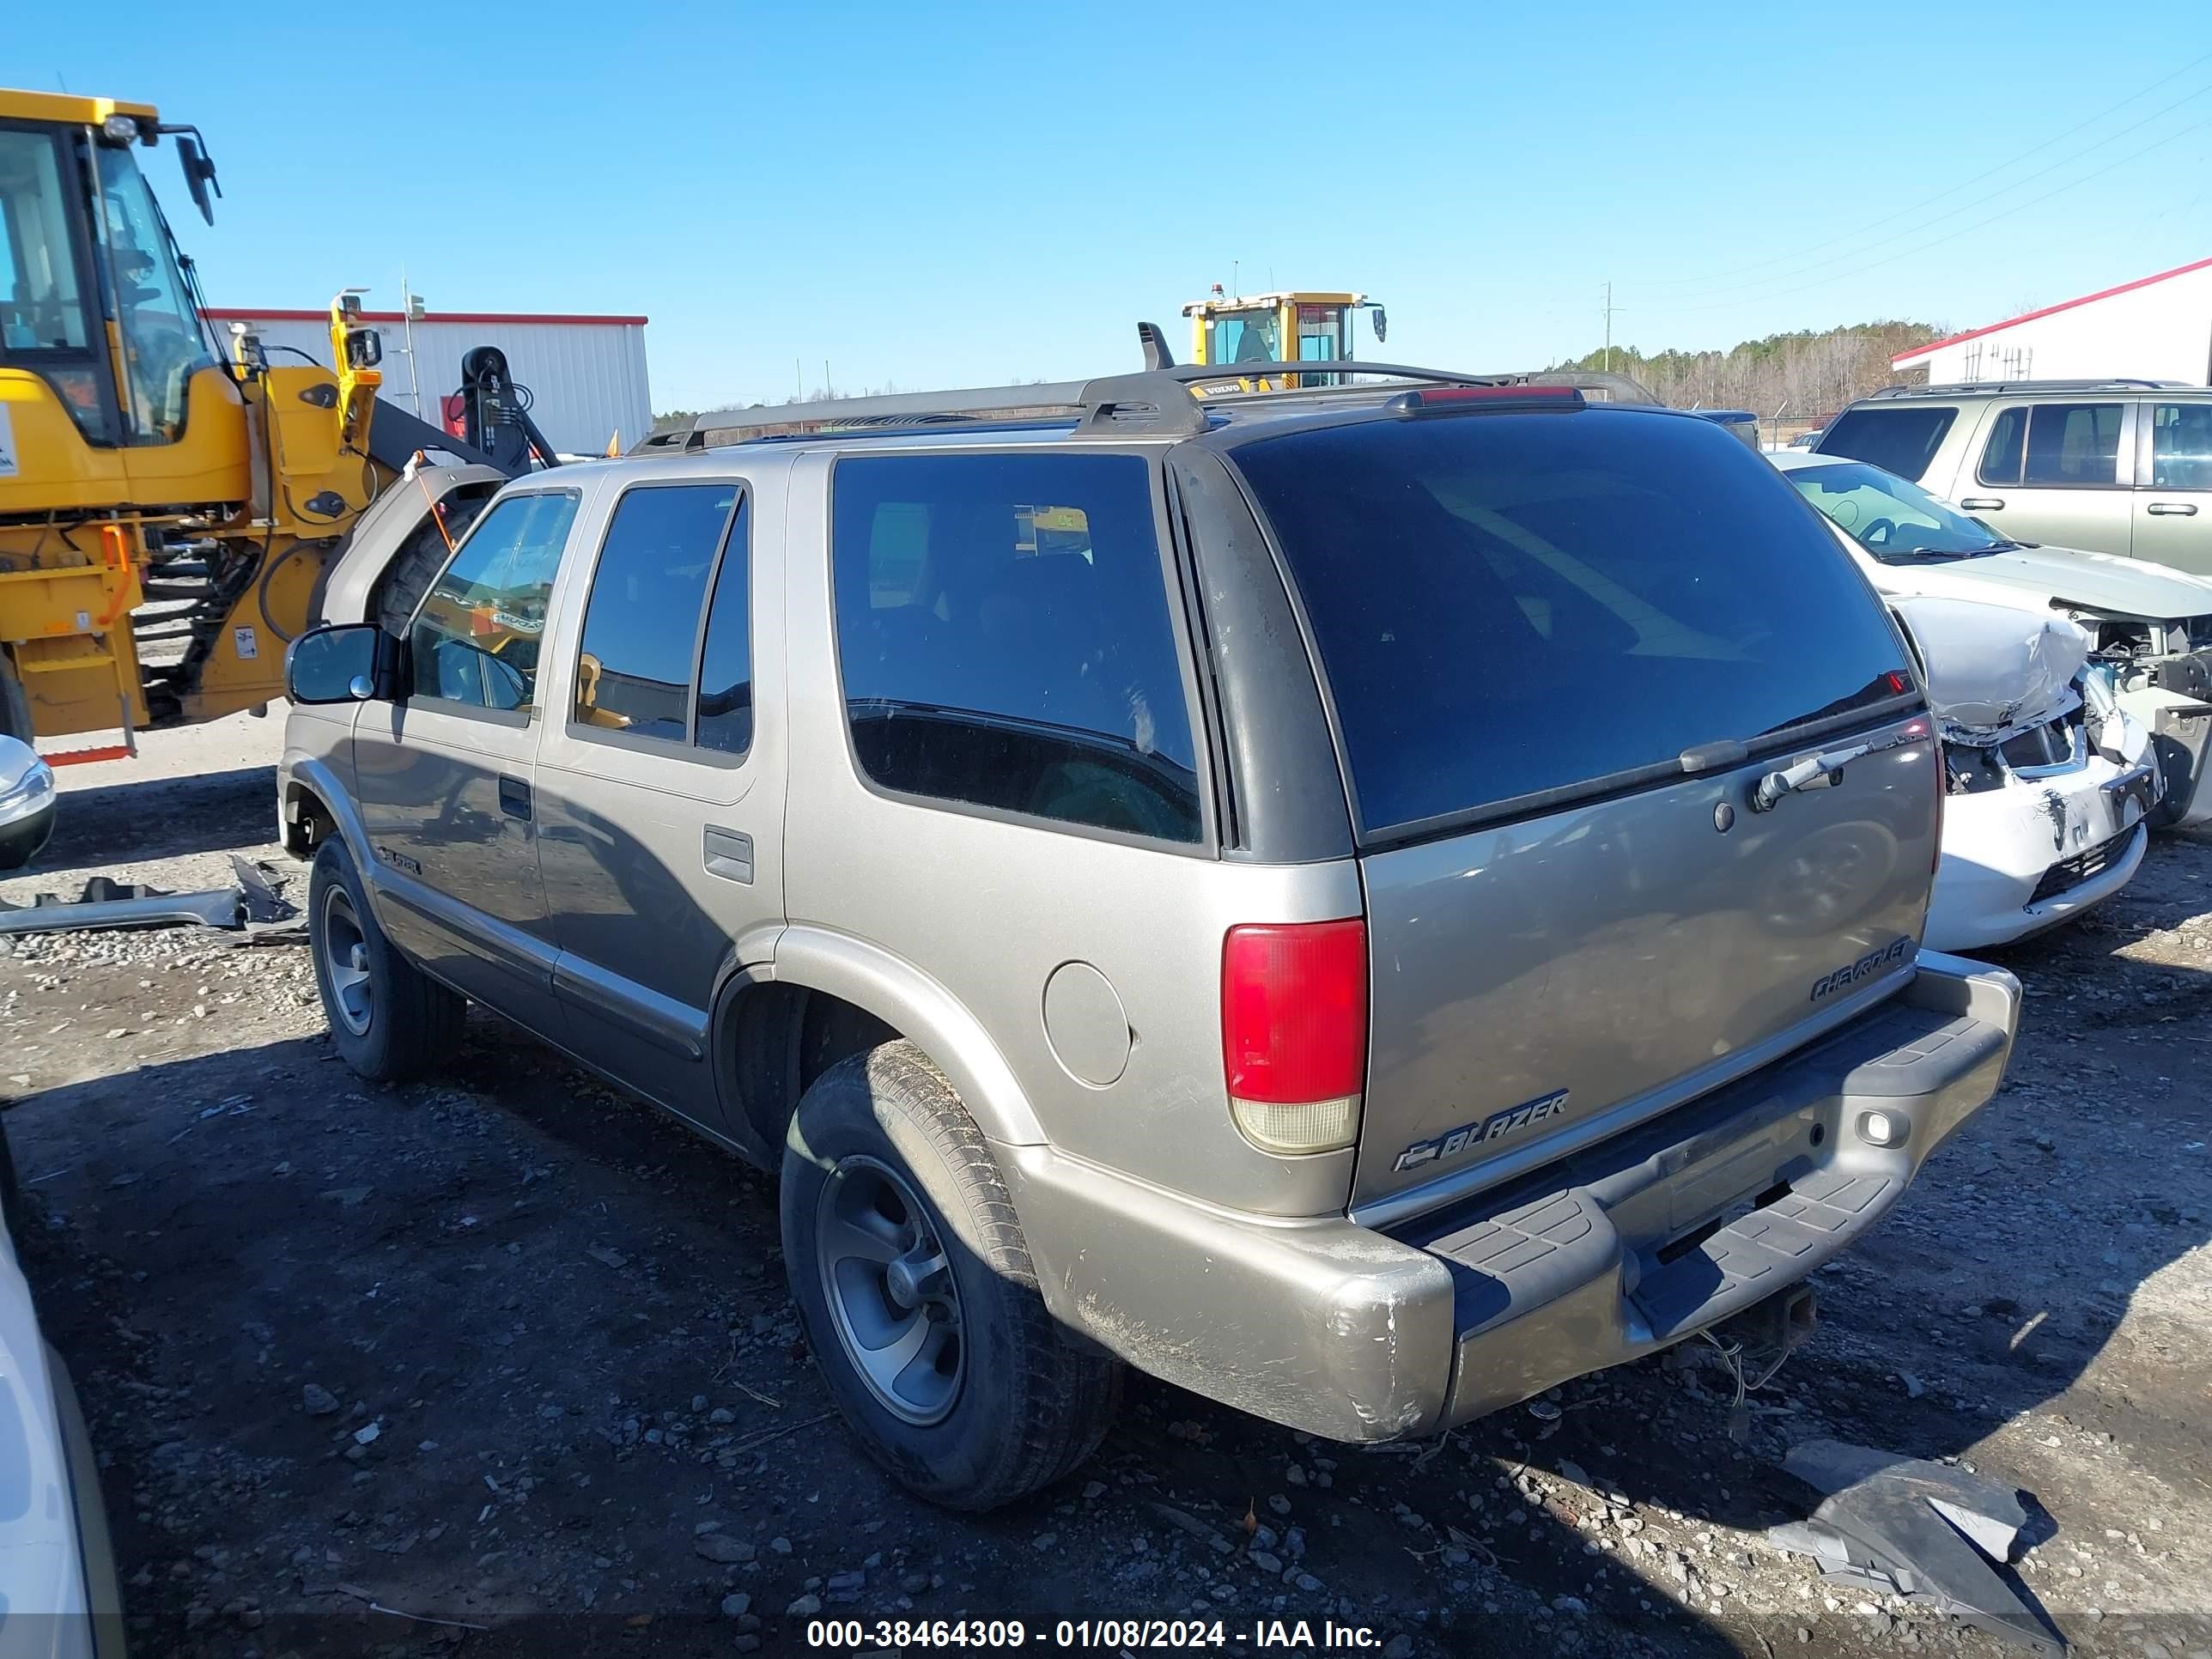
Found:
<box><xmin>1890</xmin><ymin>594</ymin><xmax>2089</xmax><ymax>746</ymax></box>
<box><xmin>1867</xmin><ymin>538</ymin><xmax>2212</xmax><ymax>623</ymax></box>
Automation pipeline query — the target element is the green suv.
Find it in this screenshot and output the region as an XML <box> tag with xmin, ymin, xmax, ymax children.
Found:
<box><xmin>1814</xmin><ymin>380</ymin><xmax>2212</xmax><ymax>577</ymax></box>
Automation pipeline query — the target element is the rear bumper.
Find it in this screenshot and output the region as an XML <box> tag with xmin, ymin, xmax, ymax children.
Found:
<box><xmin>1004</xmin><ymin>951</ymin><xmax>2019</xmax><ymax>1443</ymax></box>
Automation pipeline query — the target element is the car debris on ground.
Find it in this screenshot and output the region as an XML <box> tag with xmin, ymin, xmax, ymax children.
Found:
<box><xmin>1769</xmin><ymin>1437</ymin><xmax>2063</xmax><ymax>1655</ymax></box>
<box><xmin>0</xmin><ymin>854</ymin><xmax>295</xmax><ymax>939</ymax></box>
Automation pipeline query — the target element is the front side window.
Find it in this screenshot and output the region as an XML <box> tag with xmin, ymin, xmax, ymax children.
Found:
<box><xmin>1231</xmin><ymin>410</ymin><xmax>1913</xmax><ymax>836</ymax></box>
<box><xmin>2149</xmin><ymin>402</ymin><xmax>2212</xmax><ymax>490</ymax></box>
<box><xmin>573</xmin><ymin>484</ymin><xmax>737</xmax><ymax>742</ymax></box>
<box><xmin>831</xmin><ymin>451</ymin><xmax>1201</xmax><ymax>843</ymax></box>
<box><xmin>1815</xmin><ymin>404</ymin><xmax>1956</xmax><ymax>480</ymax></box>
<box><xmin>1981</xmin><ymin>401</ymin><xmax>2124</xmax><ymax>487</ymax></box>
<box><xmin>410</xmin><ymin>491</ymin><xmax>580</xmax><ymax>712</ymax></box>
<box><xmin>1786</xmin><ymin>459</ymin><xmax>2011</xmax><ymax>561</ymax></box>
<box><xmin>91</xmin><ymin>143</ymin><xmax>213</xmax><ymax>441</ymax></box>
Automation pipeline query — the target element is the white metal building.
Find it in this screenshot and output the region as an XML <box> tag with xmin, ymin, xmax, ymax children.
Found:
<box><xmin>202</xmin><ymin>307</ymin><xmax>653</xmax><ymax>457</ymax></box>
<box><xmin>1892</xmin><ymin>256</ymin><xmax>2212</xmax><ymax>386</ymax></box>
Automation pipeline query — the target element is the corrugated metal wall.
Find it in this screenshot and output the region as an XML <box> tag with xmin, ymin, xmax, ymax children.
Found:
<box><xmin>204</xmin><ymin>313</ymin><xmax>653</xmax><ymax>456</ymax></box>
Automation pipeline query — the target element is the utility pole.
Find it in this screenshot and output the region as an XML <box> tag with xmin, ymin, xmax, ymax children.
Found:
<box><xmin>1601</xmin><ymin>282</ymin><xmax>1620</xmax><ymax>374</ymax></box>
<box><xmin>399</xmin><ymin>270</ymin><xmax>427</xmax><ymax>419</ymax></box>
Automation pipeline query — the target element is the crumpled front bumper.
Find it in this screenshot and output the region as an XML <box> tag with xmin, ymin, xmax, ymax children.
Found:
<box><xmin>1003</xmin><ymin>952</ymin><xmax>2019</xmax><ymax>1443</ymax></box>
<box><xmin>1927</xmin><ymin>729</ymin><xmax>2158</xmax><ymax>951</ymax></box>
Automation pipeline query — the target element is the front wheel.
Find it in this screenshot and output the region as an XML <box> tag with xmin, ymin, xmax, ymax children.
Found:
<box><xmin>781</xmin><ymin>1041</ymin><xmax>1121</xmax><ymax>1510</ymax></box>
<box><xmin>307</xmin><ymin>838</ymin><xmax>464</xmax><ymax>1083</ymax></box>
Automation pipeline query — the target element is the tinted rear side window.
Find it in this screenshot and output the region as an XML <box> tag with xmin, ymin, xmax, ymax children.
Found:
<box><xmin>1978</xmin><ymin>401</ymin><xmax>2124</xmax><ymax>487</ymax></box>
<box><xmin>1817</xmin><ymin>405</ymin><xmax>1957</xmax><ymax>480</ymax></box>
<box><xmin>831</xmin><ymin>452</ymin><xmax>1202</xmax><ymax>843</ymax></box>
<box><xmin>1229</xmin><ymin>410</ymin><xmax>1911</xmax><ymax>835</ymax></box>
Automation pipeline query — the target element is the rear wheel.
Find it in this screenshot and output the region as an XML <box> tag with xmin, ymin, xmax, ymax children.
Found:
<box><xmin>781</xmin><ymin>1041</ymin><xmax>1121</xmax><ymax>1510</ymax></box>
<box><xmin>307</xmin><ymin>838</ymin><xmax>464</xmax><ymax>1083</ymax></box>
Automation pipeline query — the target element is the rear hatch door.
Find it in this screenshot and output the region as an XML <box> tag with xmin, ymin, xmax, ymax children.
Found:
<box><xmin>1225</xmin><ymin>404</ymin><xmax>1936</xmax><ymax>1220</ymax></box>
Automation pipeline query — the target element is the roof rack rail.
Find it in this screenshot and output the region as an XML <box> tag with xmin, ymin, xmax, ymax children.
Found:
<box><xmin>629</xmin><ymin>360</ymin><xmax>1665</xmax><ymax>456</ymax></box>
<box><xmin>1868</xmin><ymin>377</ymin><xmax>2191</xmax><ymax>398</ymax></box>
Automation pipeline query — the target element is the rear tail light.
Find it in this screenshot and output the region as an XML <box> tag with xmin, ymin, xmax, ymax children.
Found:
<box><xmin>1221</xmin><ymin>920</ymin><xmax>1367</xmax><ymax>1155</ymax></box>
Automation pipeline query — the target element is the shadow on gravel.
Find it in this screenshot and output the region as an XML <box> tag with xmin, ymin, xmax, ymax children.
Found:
<box><xmin>40</xmin><ymin>765</ymin><xmax>277</xmax><ymax>866</ymax></box>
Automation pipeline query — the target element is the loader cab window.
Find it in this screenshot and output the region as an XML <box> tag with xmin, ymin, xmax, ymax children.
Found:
<box><xmin>92</xmin><ymin>143</ymin><xmax>212</xmax><ymax>442</ymax></box>
<box><xmin>1206</xmin><ymin>308</ymin><xmax>1280</xmax><ymax>366</ymax></box>
<box><xmin>1296</xmin><ymin>305</ymin><xmax>1348</xmax><ymax>362</ymax></box>
<box><xmin>0</xmin><ymin>126</ymin><xmax>112</xmax><ymax>445</ymax></box>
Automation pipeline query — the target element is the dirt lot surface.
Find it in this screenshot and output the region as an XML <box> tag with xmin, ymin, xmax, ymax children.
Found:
<box><xmin>3</xmin><ymin>715</ymin><xmax>2208</xmax><ymax>1659</ymax></box>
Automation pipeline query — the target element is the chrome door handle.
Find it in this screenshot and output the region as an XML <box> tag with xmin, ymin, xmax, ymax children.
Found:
<box><xmin>1958</xmin><ymin>496</ymin><xmax>2005</xmax><ymax>510</ymax></box>
<box><xmin>703</xmin><ymin>826</ymin><xmax>754</xmax><ymax>884</ymax></box>
<box><xmin>2147</xmin><ymin>501</ymin><xmax>2200</xmax><ymax>516</ymax></box>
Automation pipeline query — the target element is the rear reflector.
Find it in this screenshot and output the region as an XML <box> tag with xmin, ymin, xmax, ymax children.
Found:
<box><xmin>1221</xmin><ymin>920</ymin><xmax>1367</xmax><ymax>1155</ymax></box>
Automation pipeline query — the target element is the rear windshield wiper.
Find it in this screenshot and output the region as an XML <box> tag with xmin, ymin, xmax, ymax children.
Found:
<box><xmin>1751</xmin><ymin>720</ymin><xmax>1925</xmax><ymax>811</ymax></box>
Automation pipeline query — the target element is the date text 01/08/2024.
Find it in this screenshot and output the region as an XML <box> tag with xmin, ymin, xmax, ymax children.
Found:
<box><xmin>805</xmin><ymin>1618</ymin><xmax>1386</xmax><ymax>1649</ymax></box>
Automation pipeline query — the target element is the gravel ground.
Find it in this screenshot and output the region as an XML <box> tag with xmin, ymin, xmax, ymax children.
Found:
<box><xmin>1</xmin><ymin>714</ymin><xmax>2208</xmax><ymax>1658</ymax></box>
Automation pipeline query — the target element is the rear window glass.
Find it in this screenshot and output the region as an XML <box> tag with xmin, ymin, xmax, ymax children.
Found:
<box><xmin>1816</xmin><ymin>405</ymin><xmax>1957</xmax><ymax>480</ymax></box>
<box><xmin>1229</xmin><ymin>410</ymin><xmax>1911</xmax><ymax>835</ymax></box>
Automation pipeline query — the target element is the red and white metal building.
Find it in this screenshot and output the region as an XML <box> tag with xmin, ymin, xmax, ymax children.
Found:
<box><xmin>202</xmin><ymin>307</ymin><xmax>653</xmax><ymax>457</ymax></box>
<box><xmin>1892</xmin><ymin>256</ymin><xmax>2212</xmax><ymax>386</ymax></box>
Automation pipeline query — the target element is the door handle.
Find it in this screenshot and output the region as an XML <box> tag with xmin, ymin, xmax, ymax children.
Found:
<box><xmin>2147</xmin><ymin>501</ymin><xmax>2200</xmax><ymax>516</ymax></box>
<box><xmin>703</xmin><ymin>826</ymin><xmax>754</xmax><ymax>884</ymax></box>
<box><xmin>498</xmin><ymin>775</ymin><xmax>532</xmax><ymax>822</ymax></box>
<box><xmin>1958</xmin><ymin>496</ymin><xmax>2005</xmax><ymax>511</ymax></box>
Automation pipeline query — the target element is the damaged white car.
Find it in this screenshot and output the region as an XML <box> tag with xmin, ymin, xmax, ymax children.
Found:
<box><xmin>1772</xmin><ymin>449</ymin><xmax>2212</xmax><ymax>830</ymax></box>
<box><xmin>1892</xmin><ymin>594</ymin><xmax>2160</xmax><ymax>951</ymax></box>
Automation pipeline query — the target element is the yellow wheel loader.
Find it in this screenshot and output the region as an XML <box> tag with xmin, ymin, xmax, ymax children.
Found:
<box><xmin>1178</xmin><ymin>288</ymin><xmax>1387</xmax><ymax>392</ymax></box>
<box><xmin>0</xmin><ymin>89</ymin><xmax>558</xmax><ymax>762</ymax></box>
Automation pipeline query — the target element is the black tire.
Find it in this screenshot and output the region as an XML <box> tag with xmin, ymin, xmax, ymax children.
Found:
<box><xmin>307</xmin><ymin>838</ymin><xmax>465</xmax><ymax>1083</ymax></box>
<box><xmin>781</xmin><ymin>1041</ymin><xmax>1121</xmax><ymax>1510</ymax></box>
<box><xmin>0</xmin><ymin>653</ymin><xmax>31</xmax><ymax>743</ymax></box>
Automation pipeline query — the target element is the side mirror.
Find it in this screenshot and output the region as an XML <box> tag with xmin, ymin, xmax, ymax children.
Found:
<box><xmin>1370</xmin><ymin>305</ymin><xmax>1388</xmax><ymax>344</ymax></box>
<box><xmin>287</xmin><ymin>624</ymin><xmax>401</xmax><ymax>706</ymax></box>
<box><xmin>0</xmin><ymin>736</ymin><xmax>57</xmax><ymax>873</ymax></box>
<box><xmin>173</xmin><ymin>131</ymin><xmax>221</xmax><ymax>225</ymax></box>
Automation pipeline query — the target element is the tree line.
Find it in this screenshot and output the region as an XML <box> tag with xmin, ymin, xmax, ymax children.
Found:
<box><xmin>1552</xmin><ymin>319</ymin><xmax>1942</xmax><ymax>422</ymax></box>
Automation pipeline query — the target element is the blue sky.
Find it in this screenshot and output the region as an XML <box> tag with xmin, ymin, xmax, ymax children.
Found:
<box><xmin>19</xmin><ymin>1</ymin><xmax>2212</xmax><ymax>413</ymax></box>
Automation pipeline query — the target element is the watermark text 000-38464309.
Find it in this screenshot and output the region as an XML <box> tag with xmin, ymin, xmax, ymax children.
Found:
<box><xmin>805</xmin><ymin>1616</ymin><xmax>1387</xmax><ymax>1649</ymax></box>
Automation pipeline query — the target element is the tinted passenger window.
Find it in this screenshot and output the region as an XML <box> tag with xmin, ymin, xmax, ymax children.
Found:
<box><xmin>2149</xmin><ymin>403</ymin><xmax>2212</xmax><ymax>489</ymax></box>
<box><xmin>410</xmin><ymin>492</ymin><xmax>579</xmax><ymax>712</ymax></box>
<box><xmin>574</xmin><ymin>484</ymin><xmax>736</xmax><ymax>741</ymax></box>
<box><xmin>1982</xmin><ymin>402</ymin><xmax>2123</xmax><ymax>486</ymax></box>
<box><xmin>831</xmin><ymin>453</ymin><xmax>1200</xmax><ymax>843</ymax></box>
<box><xmin>1231</xmin><ymin>411</ymin><xmax>1912</xmax><ymax>835</ymax></box>
<box><xmin>695</xmin><ymin>498</ymin><xmax>753</xmax><ymax>756</ymax></box>
<box><xmin>1817</xmin><ymin>405</ymin><xmax>1956</xmax><ymax>480</ymax></box>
